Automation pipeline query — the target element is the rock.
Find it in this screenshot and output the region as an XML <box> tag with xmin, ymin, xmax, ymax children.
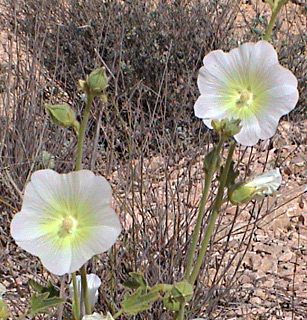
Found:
<box><xmin>278</xmin><ymin>251</ymin><xmax>293</xmax><ymax>262</ymax></box>
<box><xmin>254</xmin><ymin>288</ymin><xmax>267</xmax><ymax>299</ymax></box>
<box><xmin>261</xmin><ymin>256</ymin><xmax>278</xmax><ymax>274</ymax></box>
<box><xmin>250</xmin><ymin>296</ymin><xmax>262</xmax><ymax>305</ymax></box>
<box><xmin>262</xmin><ymin>278</ymin><xmax>275</xmax><ymax>288</ymax></box>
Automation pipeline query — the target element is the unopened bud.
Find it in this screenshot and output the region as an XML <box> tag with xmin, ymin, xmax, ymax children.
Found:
<box><xmin>228</xmin><ymin>169</ymin><xmax>282</xmax><ymax>205</ymax></box>
<box><xmin>228</xmin><ymin>182</ymin><xmax>255</xmax><ymax>205</ymax></box>
<box><xmin>45</xmin><ymin>104</ymin><xmax>78</xmax><ymax>129</ymax></box>
<box><xmin>212</xmin><ymin>118</ymin><xmax>242</xmax><ymax>137</ymax></box>
<box><xmin>86</xmin><ymin>67</ymin><xmax>108</xmax><ymax>95</ymax></box>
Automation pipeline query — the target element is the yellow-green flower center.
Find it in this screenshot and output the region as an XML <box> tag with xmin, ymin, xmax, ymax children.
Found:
<box><xmin>235</xmin><ymin>89</ymin><xmax>254</xmax><ymax>108</ymax></box>
<box><xmin>59</xmin><ymin>216</ymin><xmax>77</xmax><ymax>237</ymax></box>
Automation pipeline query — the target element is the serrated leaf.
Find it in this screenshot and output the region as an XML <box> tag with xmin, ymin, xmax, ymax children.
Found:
<box><xmin>28</xmin><ymin>292</ymin><xmax>64</xmax><ymax>316</ymax></box>
<box><xmin>29</xmin><ymin>280</ymin><xmax>59</xmax><ymax>298</ymax></box>
<box><xmin>172</xmin><ymin>281</ymin><xmax>193</xmax><ymax>302</ymax></box>
<box><xmin>122</xmin><ymin>272</ymin><xmax>147</xmax><ymax>291</ymax></box>
<box><xmin>162</xmin><ymin>292</ymin><xmax>180</xmax><ymax>312</ymax></box>
<box><xmin>225</xmin><ymin>161</ymin><xmax>239</xmax><ymax>188</ymax></box>
<box><xmin>121</xmin><ymin>288</ymin><xmax>160</xmax><ymax>315</ymax></box>
<box><xmin>150</xmin><ymin>283</ymin><xmax>173</xmax><ymax>293</ymax></box>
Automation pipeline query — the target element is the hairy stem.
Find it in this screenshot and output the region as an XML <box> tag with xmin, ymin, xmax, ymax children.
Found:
<box><xmin>80</xmin><ymin>265</ymin><xmax>92</xmax><ymax>315</ymax></box>
<box><xmin>75</xmin><ymin>93</ymin><xmax>94</xmax><ymax>171</ymax></box>
<box><xmin>72</xmin><ymin>272</ymin><xmax>81</xmax><ymax>320</ymax></box>
<box><xmin>183</xmin><ymin>139</ymin><xmax>224</xmax><ymax>280</ymax></box>
<box><xmin>74</xmin><ymin>93</ymin><xmax>94</xmax><ymax>316</ymax></box>
<box><xmin>263</xmin><ymin>0</ymin><xmax>288</xmax><ymax>41</ymax></box>
<box><xmin>189</xmin><ymin>140</ymin><xmax>236</xmax><ymax>285</ymax></box>
<box><xmin>176</xmin><ymin>140</ymin><xmax>236</xmax><ymax>320</ymax></box>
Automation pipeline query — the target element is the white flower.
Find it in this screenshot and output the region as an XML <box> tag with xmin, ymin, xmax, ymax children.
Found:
<box><xmin>82</xmin><ymin>312</ymin><xmax>114</xmax><ymax>320</ymax></box>
<box><xmin>11</xmin><ymin>169</ymin><xmax>121</xmax><ymax>276</ymax></box>
<box><xmin>194</xmin><ymin>40</ymin><xmax>299</xmax><ymax>146</ymax></box>
<box><xmin>69</xmin><ymin>274</ymin><xmax>101</xmax><ymax>311</ymax></box>
<box><xmin>246</xmin><ymin>168</ymin><xmax>282</xmax><ymax>196</ymax></box>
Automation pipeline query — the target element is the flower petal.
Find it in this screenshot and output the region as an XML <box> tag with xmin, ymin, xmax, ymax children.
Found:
<box><xmin>22</xmin><ymin>169</ymin><xmax>62</xmax><ymax>214</ymax></box>
<box><xmin>194</xmin><ymin>95</ymin><xmax>228</xmax><ymax>121</ymax></box>
<box><xmin>247</xmin><ymin>168</ymin><xmax>282</xmax><ymax>195</ymax></box>
<box><xmin>234</xmin><ymin>115</ymin><xmax>261</xmax><ymax>146</ymax></box>
<box><xmin>11</xmin><ymin>210</ymin><xmax>49</xmax><ymax>241</ymax></box>
<box><xmin>70</xmin><ymin>223</ymin><xmax>121</xmax><ymax>274</ymax></box>
<box><xmin>16</xmin><ymin>234</ymin><xmax>72</xmax><ymax>275</ymax></box>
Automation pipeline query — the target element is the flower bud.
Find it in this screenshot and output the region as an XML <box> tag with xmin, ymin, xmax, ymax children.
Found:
<box><xmin>86</xmin><ymin>67</ymin><xmax>108</xmax><ymax>95</ymax></box>
<box><xmin>228</xmin><ymin>169</ymin><xmax>282</xmax><ymax>205</ymax></box>
<box><xmin>212</xmin><ymin>118</ymin><xmax>242</xmax><ymax>137</ymax></box>
<box><xmin>45</xmin><ymin>104</ymin><xmax>78</xmax><ymax>128</ymax></box>
<box><xmin>228</xmin><ymin>182</ymin><xmax>255</xmax><ymax>205</ymax></box>
<box><xmin>69</xmin><ymin>273</ymin><xmax>101</xmax><ymax>313</ymax></box>
<box><xmin>42</xmin><ymin>151</ymin><xmax>55</xmax><ymax>169</ymax></box>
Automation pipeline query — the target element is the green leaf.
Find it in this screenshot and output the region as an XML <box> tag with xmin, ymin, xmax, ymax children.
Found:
<box><xmin>29</xmin><ymin>279</ymin><xmax>59</xmax><ymax>298</ymax></box>
<box><xmin>150</xmin><ymin>283</ymin><xmax>173</xmax><ymax>293</ymax></box>
<box><xmin>121</xmin><ymin>288</ymin><xmax>160</xmax><ymax>315</ymax></box>
<box><xmin>203</xmin><ymin>148</ymin><xmax>220</xmax><ymax>173</ymax></box>
<box><xmin>122</xmin><ymin>272</ymin><xmax>147</xmax><ymax>291</ymax></box>
<box><xmin>225</xmin><ymin>161</ymin><xmax>239</xmax><ymax>188</ymax></box>
<box><xmin>162</xmin><ymin>292</ymin><xmax>180</xmax><ymax>312</ymax></box>
<box><xmin>162</xmin><ymin>281</ymin><xmax>193</xmax><ymax>312</ymax></box>
<box><xmin>171</xmin><ymin>281</ymin><xmax>193</xmax><ymax>303</ymax></box>
<box><xmin>28</xmin><ymin>292</ymin><xmax>64</xmax><ymax>316</ymax></box>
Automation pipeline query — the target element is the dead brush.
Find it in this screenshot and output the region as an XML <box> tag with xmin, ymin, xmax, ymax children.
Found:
<box><xmin>0</xmin><ymin>0</ymin><xmax>306</xmax><ymax>319</ymax></box>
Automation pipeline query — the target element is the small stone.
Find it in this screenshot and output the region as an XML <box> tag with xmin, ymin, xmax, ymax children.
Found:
<box><xmin>278</xmin><ymin>251</ymin><xmax>293</xmax><ymax>262</ymax></box>
<box><xmin>254</xmin><ymin>288</ymin><xmax>266</xmax><ymax>299</ymax></box>
<box><xmin>250</xmin><ymin>296</ymin><xmax>262</xmax><ymax>305</ymax></box>
<box><xmin>242</xmin><ymin>282</ymin><xmax>254</xmax><ymax>290</ymax></box>
<box><xmin>261</xmin><ymin>256</ymin><xmax>278</xmax><ymax>274</ymax></box>
<box><xmin>263</xmin><ymin>278</ymin><xmax>275</xmax><ymax>288</ymax></box>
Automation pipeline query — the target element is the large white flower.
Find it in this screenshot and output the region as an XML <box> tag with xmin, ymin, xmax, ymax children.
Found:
<box><xmin>194</xmin><ymin>40</ymin><xmax>299</xmax><ymax>146</ymax></box>
<box><xmin>69</xmin><ymin>273</ymin><xmax>101</xmax><ymax>312</ymax></box>
<box><xmin>11</xmin><ymin>169</ymin><xmax>121</xmax><ymax>276</ymax></box>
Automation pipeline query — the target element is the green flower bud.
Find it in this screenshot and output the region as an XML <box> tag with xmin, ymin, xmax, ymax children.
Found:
<box><xmin>86</xmin><ymin>67</ymin><xmax>108</xmax><ymax>95</ymax></box>
<box><xmin>45</xmin><ymin>104</ymin><xmax>78</xmax><ymax>129</ymax></box>
<box><xmin>228</xmin><ymin>182</ymin><xmax>255</xmax><ymax>205</ymax></box>
<box><xmin>212</xmin><ymin>118</ymin><xmax>242</xmax><ymax>137</ymax></box>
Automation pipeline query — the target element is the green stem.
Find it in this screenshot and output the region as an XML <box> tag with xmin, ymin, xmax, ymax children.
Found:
<box><xmin>189</xmin><ymin>140</ymin><xmax>236</xmax><ymax>285</ymax></box>
<box><xmin>176</xmin><ymin>138</ymin><xmax>230</xmax><ymax>320</ymax></box>
<box><xmin>263</xmin><ymin>0</ymin><xmax>288</xmax><ymax>41</ymax></box>
<box><xmin>74</xmin><ymin>93</ymin><xmax>94</xmax><ymax>316</ymax></box>
<box><xmin>75</xmin><ymin>93</ymin><xmax>94</xmax><ymax>171</ymax></box>
<box><xmin>80</xmin><ymin>265</ymin><xmax>92</xmax><ymax>315</ymax></box>
<box><xmin>72</xmin><ymin>272</ymin><xmax>81</xmax><ymax>320</ymax></box>
<box><xmin>183</xmin><ymin>139</ymin><xmax>224</xmax><ymax>281</ymax></box>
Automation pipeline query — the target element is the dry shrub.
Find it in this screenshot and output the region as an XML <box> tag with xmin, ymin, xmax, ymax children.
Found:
<box><xmin>0</xmin><ymin>0</ymin><xmax>306</xmax><ymax>319</ymax></box>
